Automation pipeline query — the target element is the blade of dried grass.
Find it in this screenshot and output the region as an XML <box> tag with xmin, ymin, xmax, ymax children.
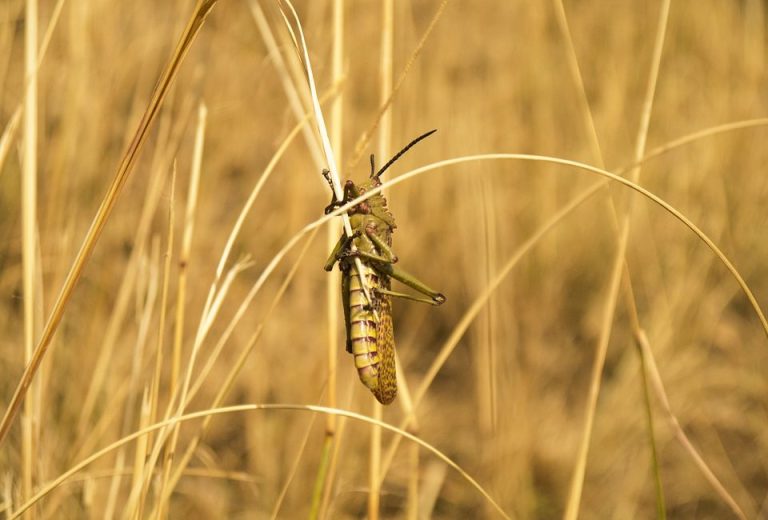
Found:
<box><xmin>278</xmin><ymin>0</ymin><xmax>376</xmax><ymax>313</ymax></box>
<box><xmin>122</xmin><ymin>113</ymin><xmax>324</xmax><ymax>493</ymax></box>
<box><xmin>320</xmin><ymin>390</ymin><xmax>353</xmax><ymax>519</ymax></box>
<box><xmin>314</xmin><ymin>0</ymin><xmax>344</xmax><ymax>516</ymax></box>
<box><xmin>633</xmin><ymin>320</ymin><xmax>666</xmax><ymax>520</ymax></box>
<box><xmin>11</xmin><ymin>405</ymin><xmax>511</xmax><ymax>520</ymax></box>
<box><xmin>380</xmin><ymin>176</ymin><xmax>606</xmax><ymax>484</ymax></box>
<box><xmin>553</xmin><ymin>1</ymin><xmax>670</xmax><ymax>514</ymax></box>
<box><xmin>564</xmin><ymin>2</ymin><xmax>670</xmax><ymax>517</ymax></box>
<box><xmin>131</xmin><ymin>388</ymin><xmax>152</xmax><ymax>520</ymax></box>
<box><xmin>148</xmin><ymin>227</ymin><xmax>319</xmax><ymax>517</ymax></box>
<box><xmin>185</xmin><ymin>111</ymin><xmax>315</xmax><ymax>402</ymax></box>
<box><xmin>636</xmin><ymin>330</ymin><xmax>747</xmax><ymax>519</ymax></box>
<box><xmin>153</xmin><ymin>103</ymin><xmax>208</xmax><ymax>518</ymax></box>
<box><xmin>349</xmin><ymin>0</ymin><xmax>450</xmax><ymax>170</ymax></box>
<box><xmin>21</xmin><ymin>0</ymin><xmax>40</xmax><ymax>511</ymax></box>
<box><xmin>310</xmin><ymin>436</ymin><xmax>334</xmax><ymax>520</ymax></box>
<box><xmin>0</xmin><ymin>0</ymin><xmax>220</xmax><ymax>446</ymax></box>
<box><xmin>368</xmin><ymin>2</ymin><xmax>395</xmax><ymax>517</ymax></box>
<box><xmin>0</xmin><ymin>0</ymin><xmax>64</xmax><ymax>179</ymax></box>
<box><xmin>79</xmin><ymin>104</ymin><xmax>187</xmax><ymax>434</ymax></box>
<box><xmin>247</xmin><ymin>0</ymin><xmax>324</xmax><ymax>167</ymax></box>
<box><xmin>375</xmin><ymin>154</ymin><xmax>768</xmax><ymax>341</ymax></box>
<box><xmin>0</xmin><ymin>108</ymin><xmax>22</xmax><ymax>178</ymax></box>
<box><xmin>104</xmin><ymin>243</ymin><xmax>160</xmax><ymax>519</ymax></box>
<box><xmin>374</xmin><ymin>141</ymin><xmax>768</xmax><ymax>483</ymax></box>
<box><xmin>153</xmin><ymin>110</ymin><xmax>214</xmax><ymax>517</ymax></box>
<box><xmin>149</xmin><ymin>165</ymin><xmax>177</xmax><ymax>446</ymax></box>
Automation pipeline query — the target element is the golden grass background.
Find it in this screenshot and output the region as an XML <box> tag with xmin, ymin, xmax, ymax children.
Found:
<box><xmin>1</xmin><ymin>0</ymin><xmax>767</xmax><ymax>517</ymax></box>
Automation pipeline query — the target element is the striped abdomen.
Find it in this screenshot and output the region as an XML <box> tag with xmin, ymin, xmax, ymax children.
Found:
<box><xmin>348</xmin><ymin>262</ymin><xmax>396</xmax><ymax>405</ymax></box>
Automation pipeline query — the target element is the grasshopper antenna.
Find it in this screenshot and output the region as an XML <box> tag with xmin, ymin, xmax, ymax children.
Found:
<box><xmin>369</xmin><ymin>153</ymin><xmax>376</xmax><ymax>178</ymax></box>
<box><xmin>373</xmin><ymin>129</ymin><xmax>437</xmax><ymax>179</ymax></box>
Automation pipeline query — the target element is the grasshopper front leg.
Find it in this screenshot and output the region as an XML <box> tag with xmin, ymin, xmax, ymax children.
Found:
<box><xmin>337</xmin><ymin>227</ymin><xmax>399</xmax><ymax>265</ymax></box>
<box><xmin>324</xmin><ymin>233</ymin><xmax>348</xmax><ymax>271</ymax></box>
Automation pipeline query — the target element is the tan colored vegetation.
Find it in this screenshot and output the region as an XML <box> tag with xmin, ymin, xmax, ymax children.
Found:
<box><xmin>0</xmin><ymin>0</ymin><xmax>766</xmax><ymax>518</ymax></box>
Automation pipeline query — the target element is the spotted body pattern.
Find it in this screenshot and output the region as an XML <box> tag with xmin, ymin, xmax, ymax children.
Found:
<box><xmin>324</xmin><ymin>130</ymin><xmax>445</xmax><ymax>405</ymax></box>
<box><xmin>345</xmin><ymin>255</ymin><xmax>397</xmax><ymax>403</ymax></box>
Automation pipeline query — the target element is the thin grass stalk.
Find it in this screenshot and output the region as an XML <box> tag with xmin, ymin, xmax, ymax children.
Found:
<box><xmin>552</xmin><ymin>0</ymin><xmax>604</xmax><ymax>168</ymax></box>
<box><xmin>139</xmin><ymin>172</ymin><xmax>177</xmax><ymax>510</ymax></box>
<box><xmin>128</xmin><ymin>262</ymin><xmax>254</xmax><ymax>520</ymax></box>
<box><xmin>182</xmin><ymin>109</ymin><xmax>319</xmax><ymax>406</ymax></box>
<box><xmin>150</xmin><ymin>229</ymin><xmax>319</xmax><ymax>517</ymax></box>
<box><xmin>147</xmin><ymin>150</ymin><xmax>768</xmax><ymax>492</ymax></box>
<box><xmin>620</xmin><ymin>253</ymin><xmax>668</xmax><ymax>518</ymax></box>
<box><xmin>0</xmin><ymin>108</ymin><xmax>22</xmax><ymax>178</ymax></box>
<box><xmin>273</xmin><ymin>409</ymin><xmax>320</xmax><ymax>520</ymax></box>
<box><xmin>375</xmin><ymin>148</ymin><xmax>768</xmax><ymax>487</ymax></box>
<box><xmin>11</xmin><ymin>405</ymin><xmax>511</xmax><ymax>520</ymax></box>
<box><xmin>635</xmin><ymin>330</ymin><xmax>747</xmax><ymax>519</ymax></box>
<box><xmin>406</xmin><ymin>439</ymin><xmax>419</xmax><ymax>520</ymax></box>
<box><xmin>635</xmin><ymin>330</ymin><xmax>666</xmax><ymax>520</ymax></box>
<box><xmin>368</xmin><ymin>1</ymin><xmax>394</xmax><ymax>517</ymax></box>
<box><xmin>320</xmin><ymin>403</ymin><xmax>349</xmax><ymax>519</ymax></box>
<box><xmin>310</xmin><ymin>437</ymin><xmax>334</xmax><ymax>520</ymax></box>
<box><xmin>195</xmin><ymin>1</ymin><xmax>323</xmax><ymax>331</ymax></box>
<box><xmin>0</xmin><ymin>0</ymin><xmax>64</xmax><ymax>179</ymax></box>
<box><xmin>471</xmin><ymin>175</ymin><xmax>499</xmax><ymax>439</ymax></box>
<box><xmin>21</xmin><ymin>0</ymin><xmax>39</xmax><ymax>516</ymax></box>
<box><xmin>247</xmin><ymin>0</ymin><xmax>324</xmax><ymax>167</ymax></box>
<box><xmin>314</xmin><ymin>0</ymin><xmax>343</xmax><ymax>515</ymax></box>
<box><xmin>173</xmin><ymin>100</ymin><xmax>330</xmax><ymax>424</ymax></box>
<box><xmin>564</xmin><ymin>227</ymin><xmax>627</xmax><ymax>520</ymax></box>
<box><xmin>173</xmin><ymin>101</ymin><xmax>208</xmax><ymax>403</ymax></box>
<box><xmin>120</xmin><ymin>105</ymin><xmax>334</xmax><ymax>515</ymax></box>
<box><xmin>391</xmin><ymin>352</ymin><xmax>421</xmax><ymax>516</ymax></box>
<box><xmin>78</xmin><ymin>100</ymin><xmax>190</xmax><ymax>435</ymax></box>
<box><xmin>278</xmin><ymin>0</ymin><xmax>376</xmax><ymax>321</ymax></box>
<box><xmin>349</xmin><ymin>0</ymin><xmax>450</xmax><ymax>170</ymax></box>
<box><xmin>155</xmin><ymin>102</ymin><xmax>207</xmax><ymax>518</ymax></box>
<box><xmin>564</xmin><ymin>3</ymin><xmax>671</xmax><ymax>517</ymax></box>
<box><xmin>147</xmin><ymin>165</ymin><xmax>177</xmax><ymax>470</ymax></box>
<box><xmin>174</xmin><ymin>94</ymin><xmax>338</xmax><ymax>418</ymax></box>
<box><xmin>476</xmin><ymin>176</ymin><xmax>499</xmax><ymax>518</ymax></box>
<box><xmin>393</xmin><ymin>354</ymin><xmax>421</xmax><ymax>519</ymax></box>
<box><xmin>132</xmin><ymin>388</ymin><xmax>152</xmax><ymax>520</ymax></box>
<box><xmin>107</xmin><ymin>247</ymin><xmax>162</xmax><ymax>517</ymax></box>
<box><xmin>552</xmin><ymin>0</ymin><xmax>666</xmax><ymax>514</ymax></box>
<box><xmin>0</xmin><ymin>0</ymin><xmax>220</xmax><ymax>447</ymax></box>
<box><xmin>369</xmin><ymin>403</ymin><xmax>383</xmax><ymax>520</ymax></box>
<box><xmin>362</xmin><ymin>154</ymin><xmax>767</xmax><ymax>334</ymax></box>
<box><xmin>104</xmin><ymin>244</ymin><xmax>160</xmax><ymax>519</ymax></box>
<box><xmin>555</xmin><ymin>17</ymin><xmax>768</xmax><ymax>518</ymax></box>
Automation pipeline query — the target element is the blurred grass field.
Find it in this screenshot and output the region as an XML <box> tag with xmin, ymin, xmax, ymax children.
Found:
<box><xmin>1</xmin><ymin>0</ymin><xmax>767</xmax><ymax>518</ymax></box>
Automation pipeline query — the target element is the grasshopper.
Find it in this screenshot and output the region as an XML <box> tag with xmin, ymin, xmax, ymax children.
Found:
<box><xmin>323</xmin><ymin>130</ymin><xmax>445</xmax><ymax>404</ymax></box>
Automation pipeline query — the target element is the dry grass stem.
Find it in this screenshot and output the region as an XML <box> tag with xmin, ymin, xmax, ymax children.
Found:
<box><xmin>2</xmin><ymin>3</ymin><xmax>765</xmax><ymax>516</ymax></box>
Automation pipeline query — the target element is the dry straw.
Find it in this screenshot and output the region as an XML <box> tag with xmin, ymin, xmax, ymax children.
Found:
<box><xmin>3</xmin><ymin>2</ymin><xmax>766</xmax><ymax>517</ymax></box>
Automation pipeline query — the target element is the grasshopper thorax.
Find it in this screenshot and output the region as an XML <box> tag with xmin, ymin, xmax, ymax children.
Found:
<box><xmin>344</xmin><ymin>177</ymin><xmax>396</xmax><ymax>230</ymax></box>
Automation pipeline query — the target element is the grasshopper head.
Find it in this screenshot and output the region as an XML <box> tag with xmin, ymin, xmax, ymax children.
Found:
<box><xmin>324</xmin><ymin>130</ymin><xmax>436</xmax><ymax>225</ymax></box>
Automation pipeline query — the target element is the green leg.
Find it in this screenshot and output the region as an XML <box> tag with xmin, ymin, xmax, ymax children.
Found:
<box><xmin>377</xmin><ymin>263</ymin><xmax>446</xmax><ymax>305</ymax></box>
<box><xmin>337</xmin><ymin>228</ymin><xmax>399</xmax><ymax>265</ymax></box>
<box><xmin>375</xmin><ymin>287</ymin><xmax>442</xmax><ymax>305</ymax></box>
<box><xmin>324</xmin><ymin>234</ymin><xmax>347</xmax><ymax>271</ymax></box>
<box><xmin>365</xmin><ymin>229</ymin><xmax>398</xmax><ymax>263</ymax></box>
<box><xmin>340</xmin><ymin>249</ymin><xmax>394</xmax><ymax>264</ymax></box>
